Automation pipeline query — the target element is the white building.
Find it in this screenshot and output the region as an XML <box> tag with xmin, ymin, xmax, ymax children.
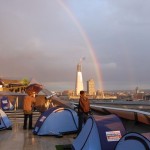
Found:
<box><xmin>75</xmin><ymin>61</ymin><xmax>84</xmax><ymax>95</ymax></box>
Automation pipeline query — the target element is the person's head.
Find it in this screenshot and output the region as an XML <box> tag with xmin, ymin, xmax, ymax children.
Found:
<box><xmin>32</xmin><ymin>92</ymin><xmax>36</xmax><ymax>97</ymax></box>
<box><xmin>80</xmin><ymin>90</ymin><xmax>85</xmax><ymax>96</ymax></box>
<box><xmin>27</xmin><ymin>92</ymin><xmax>32</xmax><ymax>96</ymax></box>
<box><xmin>28</xmin><ymin>92</ymin><xmax>35</xmax><ymax>97</ymax></box>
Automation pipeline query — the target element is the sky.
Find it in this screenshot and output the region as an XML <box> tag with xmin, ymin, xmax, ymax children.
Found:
<box><xmin>0</xmin><ymin>0</ymin><xmax>150</xmax><ymax>91</ymax></box>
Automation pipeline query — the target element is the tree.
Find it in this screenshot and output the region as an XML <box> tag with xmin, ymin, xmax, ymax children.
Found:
<box><xmin>20</xmin><ymin>78</ymin><xmax>30</xmax><ymax>85</ymax></box>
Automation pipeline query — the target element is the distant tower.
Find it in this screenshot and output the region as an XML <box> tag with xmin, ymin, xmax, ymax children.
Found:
<box><xmin>75</xmin><ymin>59</ymin><xmax>84</xmax><ymax>95</ymax></box>
<box><xmin>135</xmin><ymin>86</ymin><xmax>139</xmax><ymax>94</ymax></box>
<box><xmin>87</xmin><ymin>79</ymin><xmax>96</xmax><ymax>95</ymax></box>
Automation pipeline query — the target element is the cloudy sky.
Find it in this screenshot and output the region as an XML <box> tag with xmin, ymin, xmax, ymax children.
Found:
<box><xmin>0</xmin><ymin>0</ymin><xmax>150</xmax><ymax>91</ymax></box>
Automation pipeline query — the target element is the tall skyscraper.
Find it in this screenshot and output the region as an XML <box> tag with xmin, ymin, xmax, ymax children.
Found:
<box><xmin>75</xmin><ymin>60</ymin><xmax>84</xmax><ymax>95</ymax></box>
<box><xmin>87</xmin><ymin>79</ymin><xmax>96</xmax><ymax>95</ymax></box>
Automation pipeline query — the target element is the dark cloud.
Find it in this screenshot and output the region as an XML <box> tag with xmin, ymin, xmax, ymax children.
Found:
<box><xmin>0</xmin><ymin>0</ymin><xmax>150</xmax><ymax>91</ymax></box>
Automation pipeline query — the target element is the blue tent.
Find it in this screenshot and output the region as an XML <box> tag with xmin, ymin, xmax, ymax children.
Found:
<box><xmin>0</xmin><ymin>96</ymin><xmax>14</xmax><ymax>111</ymax></box>
<box><xmin>33</xmin><ymin>106</ymin><xmax>78</xmax><ymax>136</ymax></box>
<box><xmin>0</xmin><ymin>109</ymin><xmax>12</xmax><ymax>130</ymax></box>
<box><xmin>142</xmin><ymin>132</ymin><xmax>150</xmax><ymax>141</ymax></box>
<box><xmin>72</xmin><ymin>114</ymin><xmax>126</xmax><ymax>150</ymax></box>
<box><xmin>115</xmin><ymin>132</ymin><xmax>150</xmax><ymax>150</ymax></box>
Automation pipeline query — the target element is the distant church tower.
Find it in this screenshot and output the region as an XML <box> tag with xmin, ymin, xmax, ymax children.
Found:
<box><xmin>75</xmin><ymin>59</ymin><xmax>84</xmax><ymax>95</ymax></box>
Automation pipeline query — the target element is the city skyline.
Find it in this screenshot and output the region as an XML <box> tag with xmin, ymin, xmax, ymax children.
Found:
<box><xmin>0</xmin><ymin>1</ymin><xmax>150</xmax><ymax>91</ymax></box>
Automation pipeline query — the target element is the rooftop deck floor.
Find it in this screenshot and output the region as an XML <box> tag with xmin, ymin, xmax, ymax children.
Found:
<box><xmin>0</xmin><ymin>119</ymin><xmax>75</xmax><ymax>150</ymax></box>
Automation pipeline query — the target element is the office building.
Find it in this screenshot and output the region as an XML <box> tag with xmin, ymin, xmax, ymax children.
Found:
<box><xmin>87</xmin><ymin>79</ymin><xmax>96</xmax><ymax>95</ymax></box>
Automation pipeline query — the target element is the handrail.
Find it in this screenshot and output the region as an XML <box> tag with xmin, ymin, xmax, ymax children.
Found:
<box><xmin>90</xmin><ymin>104</ymin><xmax>150</xmax><ymax>125</ymax></box>
<box><xmin>90</xmin><ymin>104</ymin><xmax>150</xmax><ymax>116</ymax></box>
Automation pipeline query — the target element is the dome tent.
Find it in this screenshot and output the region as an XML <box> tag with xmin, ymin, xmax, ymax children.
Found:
<box><xmin>0</xmin><ymin>96</ymin><xmax>14</xmax><ymax>111</ymax></box>
<box><xmin>0</xmin><ymin>109</ymin><xmax>12</xmax><ymax>130</ymax></box>
<box><xmin>33</xmin><ymin>106</ymin><xmax>78</xmax><ymax>136</ymax></box>
<box><xmin>115</xmin><ymin>132</ymin><xmax>150</xmax><ymax>150</ymax></box>
<box><xmin>72</xmin><ymin>114</ymin><xmax>126</xmax><ymax>150</ymax></box>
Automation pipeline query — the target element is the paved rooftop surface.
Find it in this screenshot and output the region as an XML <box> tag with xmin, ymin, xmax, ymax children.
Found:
<box><xmin>0</xmin><ymin>119</ymin><xmax>75</xmax><ymax>150</ymax></box>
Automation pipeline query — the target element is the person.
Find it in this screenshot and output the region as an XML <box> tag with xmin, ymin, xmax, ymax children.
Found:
<box><xmin>77</xmin><ymin>90</ymin><xmax>91</xmax><ymax>134</ymax></box>
<box><xmin>23</xmin><ymin>92</ymin><xmax>36</xmax><ymax>130</ymax></box>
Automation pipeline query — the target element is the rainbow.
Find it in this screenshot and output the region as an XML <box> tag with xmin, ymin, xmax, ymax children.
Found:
<box><xmin>57</xmin><ymin>0</ymin><xmax>104</xmax><ymax>91</ymax></box>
